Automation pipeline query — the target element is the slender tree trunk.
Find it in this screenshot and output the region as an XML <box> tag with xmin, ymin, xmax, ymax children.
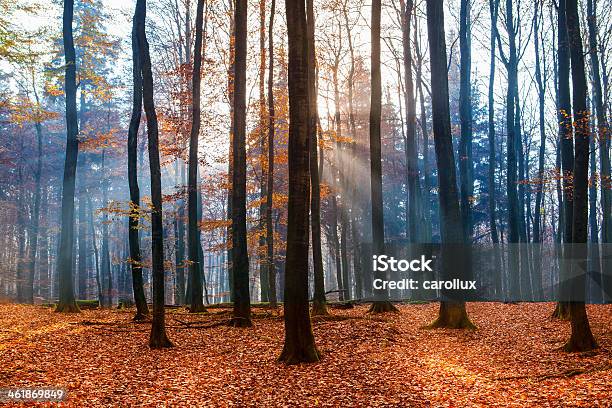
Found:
<box><xmin>27</xmin><ymin>118</ymin><xmax>44</xmax><ymax>304</ymax></box>
<box><xmin>230</xmin><ymin>0</ymin><xmax>252</xmax><ymax>327</ymax></box>
<box><xmin>87</xmin><ymin>195</ymin><xmax>103</xmax><ymax>306</ymax></box>
<box><xmin>266</xmin><ymin>0</ymin><xmax>278</xmax><ymax>308</ymax></box>
<box><xmin>564</xmin><ymin>0</ymin><xmax>597</xmax><ymax>352</ymax></box>
<box><xmin>279</xmin><ymin>0</ymin><xmax>319</xmax><ymax>364</ymax></box>
<box><xmin>101</xmin><ymin>151</ymin><xmax>112</xmax><ymax>307</ymax></box>
<box><xmin>369</xmin><ymin>0</ymin><xmax>397</xmax><ymax>313</ymax></box>
<box><xmin>127</xmin><ymin>9</ymin><xmax>149</xmax><ymax>319</ymax></box>
<box><xmin>553</xmin><ymin>0</ymin><xmax>573</xmax><ymax>320</ymax></box>
<box><xmin>532</xmin><ymin>0</ymin><xmax>545</xmax><ymax>301</ymax></box>
<box><xmin>308</xmin><ymin>0</ymin><xmax>327</xmax><ymax>315</ymax></box>
<box><xmin>135</xmin><ymin>0</ymin><xmax>173</xmax><ymax>348</ymax></box>
<box><xmin>458</xmin><ymin>0</ymin><xmax>473</xmax><ymax>241</ymax></box>
<box><xmin>425</xmin><ymin>0</ymin><xmax>474</xmax><ymax>329</ymax></box>
<box><xmin>56</xmin><ymin>0</ymin><xmax>80</xmax><ymax>313</ymax></box>
<box><xmin>257</xmin><ymin>0</ymin><xmax>270</xmax><ymax>304</ymax></box>
<box><xmin>488</xmin><ymin>0</ymin><xmax>502</xmax><ymax>298</ymax></box>
<box><xmin>187</xmin><ymin>0</ymin><xmax>206</xmax><ymax>313</ymax></box>
<box><xmin>587</xmin><ymin>0</ymin><xmax>611</xmax><ymax>302</ymax></box>
<box><xmin>226</xmin><ymin>4</ymin><xmax>236</xmax><ymax>304</ymax></box>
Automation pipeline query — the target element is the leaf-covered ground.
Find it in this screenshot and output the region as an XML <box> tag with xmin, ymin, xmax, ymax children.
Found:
<box><xmin>0</xmin><ymin>302</ymin><xmax>610</xmax><ymax>407</ymax></box>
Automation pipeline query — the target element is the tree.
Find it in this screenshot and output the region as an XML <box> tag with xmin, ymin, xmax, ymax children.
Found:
<box><xmin>127</xmin><ymin>0</ymin><xmax>149</xmax><ymax>320</ymax></box>
<box><xmin>586</xmin><ymin>0</ymin><xmax>611</xmax><ymax>303</ymax></box>
<box><xmin>188</xmin><ymin>0</ymin><xmax>207</xmax><ymax>313</ymax></box>
<box><xmin>487</xmin><ymin>0</ymin><xmax>502</xmax><ymax>297</ymax></box>
<box><xmin>563</xmin><ymin>0</ymin><xmax>597</xmax><ymax>352</ymax></box>
<box><xmin>230</xmin><ymin>0</ymin><xmax>252</xmax><ymax>327</ymax></box>
<box><xmin>279</xmin><ymin>0</ymin><xmax>319</xmax><ymax>365</ymax></box>
<box><xmin>55</xmin><ymin>0</ymin><xmax>80</xmax><ymax>313</ymax></box>
<box><xmin>135</xmin><ymin>0</ymin><xmax>173</xmax><ymax>348</ymax></box>
<box><xmin>458</xmin><ymin>0</ymin><xmax>473</xmax><ymax>242</ymax></box>
<box><xmin>266</xmin><ymin>0</ymin><xmax>278</xmax><ymax>309</ymax></box>
<box><xmin>307</xmin><ymin>0</ymin><xmax>327</xmax><ymax>316</ymax></box>
<box><xmin>425</xmin><ymin>0</ymin><xmax>474</xmax><ymax>329</ymax></box>
<box><xmin>369</xmin><ymin>0</ymin><xmax>398</xmax><ymax>313</ymax></box>
<box><xmin>553</xmin><ymin>0</ymin><xmax>573</xmax><ymax>320</ymax></box>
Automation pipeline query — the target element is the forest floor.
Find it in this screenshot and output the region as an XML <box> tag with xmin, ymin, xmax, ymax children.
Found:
<box><xmin>0</xmin><ymin>302</ymin><xmax>610</xmax><ymax>407</ymax></box>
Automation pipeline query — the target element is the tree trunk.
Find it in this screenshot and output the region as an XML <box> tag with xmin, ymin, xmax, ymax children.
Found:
<box><xmin>135</xmin><ymin>0</ymin><xmax>173</xmax><ymax>348</ymax></box>
<box><xmin>564</xmin><ymin>0</ymin><xmax>597</xmax><ymax>352</ymax></box>
<box><xmin>230</xmin><ymin>0</ymin><xmax>252</xmax><ymax>327</ymax></box>
<box><xmin>56</xmin><ymin>0</ymin><xmax>80</xmax><ymax>313</ymax></box>
<box><xmin>307</xmin><ymin>0</ymin><xmax>327</xmax><ymax>316</ymax></box>
<box><xmin>553</xmin><ymin>0</ymin><xmax>574</xmax><ymax>320</ymax></box>
<box><xmin>27</xmin><ymin>118</ymin><xmax>44</xmax><ymax>304</ymax></box>
<box><xmin>587</xmin><ymin>0</ymin><xmax>611</xmax><ymax>303</ymax></box>
<box><xmin>127</xmin><ymin>8</ymin><xmax>149</xmax><ymax>319</ymax></box>
<box><xmin>458</xmin><ymin>0</ymin><xmax>473</xmax><ymax>241</ymax></box>
<box><xmin>368</xmin><ymin>0</ymin><xmax>397</xmax><ymax>313</ymax></box>
<box><xmin>266</xmin><ymin>0</ymin><xmax>278</xmax><ymax>308</ymax></box>
<box><xmin>188</xmin><ymin>0</ymin><xmax>206</xmax><ymax>313</ymax></box>
<box><xmin>101</xmin><ymin>151</ymin><xmax>112</xmax><ymax>308</ymax></box>
<box><xmin>425</xmin><ymin>0</ymin><xmax>474</xmax><ymax>329</ymax></box>
<box><xmin>488</xmin><ymin>0</ymin><xmax>502</xmax><ymax>298</ymax></box>
<box><xmin>279</xmin><ymin>0</ymin><xmax>319</xmax><ymax>364</ymax></box>
<box><xmin>532</xmin><ymin>0</ymin><xmax>545</xmax><ymax>301</ymax></box>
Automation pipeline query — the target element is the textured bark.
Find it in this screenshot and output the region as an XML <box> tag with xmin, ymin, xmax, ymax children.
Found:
<box><xmin>587</xmin><ymin>0</ymin><xmax>611</xmax><ymax>302</ymax></box>
<box><xmin>368</xmin><ymin>0</ymin><xmax>397</xmax><ymax>313</ymax></box>
<box><xmin>56</xmin><ymin>0</ymin><xmax>80</xmax><ymax>313</ymax></box>
<box><xmin>458</xmin><ymin>0</ymin><xmax>473</xmax><ymax>240</ymax></box>
<box><xmin>279</xmin><ymin>0</ymin><xmax>319</xmax><ymax>364</ymax></box>
<box><xmin>258</xmin><ymin>0</ymin><xmax>269</xmax><ymax>304</ymax></box>
<box><xmin>425</xmin><ymin>0</ymin><xmax>473</xmax><ymax>329</ymax></box>
<box><xmin>127</xmin><ymin>10</ymin><xmax>149</xmax><ymax>319</ymax></box>
<box><xmin>307</xmin><ymin>0</ymin><xmax>327</xmax><ymax>316</ymax></box>
<box><xmin>564</xmin><ymin>0</ymin><xmax>597</xmax><ymax>352</ymax></box>
<box><xmin>188</xmin><ymin>0</ymin><xmax>206</xmax><ymax>313</ymax></box>
<box><xmin>266</xmin><ymin>0</ymin><xmax>278</xmax><ymax>308</ymax></box>
<box><xmin>532</xmin><ymin>1</ymin><xmax>545</xmax><ymax>301</ymax></box>
<box><xmin>488</xmin><ymin>0</ymin><xmax>502</xmax><ymax>297</ymax></box>
<box><xmin>136</xmin><ymin>0</ymin><xmax>173</xmax><ymax>348</ymax></box>
<box><xmin>230</xmin><ymin>0</ymin><xmax>252</xmax><ymax>327</ymax></box>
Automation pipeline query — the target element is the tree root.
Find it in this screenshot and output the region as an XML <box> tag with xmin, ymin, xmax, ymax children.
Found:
<box><xmin>368</xmin><ymin>301</ymin><xmax>399</xmax><ymax>314</ymax></box>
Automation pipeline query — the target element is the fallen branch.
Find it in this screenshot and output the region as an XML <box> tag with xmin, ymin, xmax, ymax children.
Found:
<box><xmin>493</xmin><ymin>364</ymin><xmax>611</xmax><ymax>381</ymax></box>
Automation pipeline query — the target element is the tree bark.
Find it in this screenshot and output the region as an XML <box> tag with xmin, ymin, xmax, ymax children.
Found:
<box><xmin>369</xmin><ymin>0</ymin><xmax>397</xmax><ymax>313</ymax></box>
<box><xmin>279</xmin><ymin>0</ymin><xmax>320</xmax><ymax>364</ymax></box>
<box><xmin>56</xmin><ymin>0</ymin><xmax>80</xmax><ymax>313</ymax></box>
<box><xmin>307</xmin><ymin>0</ymin><xmax>327</xmax><ymax>316</ymax></box>
<box><xmin>135</xmin><ymin>0</ymin><xmax>173</xmax><ymax>348</ymax></box>
<box><xmin>458</xmin><ymin>0</ymin><xmax>473</xmax><ymax>241</ymax></box>
<box><xmin>230</xmin><ymin>0</ymin><xmax>252</xmax><ymax>327</ymax></box>
<box><xmin>127</xmin><ymin>8</ymin><xmax>149</xmax><ymax>319</ymax></box>
<box><xmin>425</xmin><ymin>0</ymin><xmax>474</xmax><ymax>329</ymax></box>
<box><xmin>188</xmin><ymin>0</ymin><xmax>206</xmax><ymax>313</ymax></box>
<box><xmin>564</xmin><ymin>0</ymin><xmax>597</xmax><ymax>352</ymax></box>
<box><xmin>266</xmin><ymin>0</ymin><xmax>278</xmax><ymax>308</ymax></box>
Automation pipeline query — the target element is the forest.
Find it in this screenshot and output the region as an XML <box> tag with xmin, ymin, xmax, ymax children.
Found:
<box><xmin>0</xmin><ymin>0</ymin><xmax>610</xmax><ymax>405</ymax></box>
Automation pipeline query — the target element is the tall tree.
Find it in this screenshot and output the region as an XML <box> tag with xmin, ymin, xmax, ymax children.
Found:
<box><xmin>308</xmin><ymin>0</ymin><xmax>327</xmax><ymax>316</ymax></box>
<box><xmin>399</xmin><ymin>0</ymin><xmax>421</xmax><ymax>244</ymax></box>
<box><xmin>266</xmin><ymin>0</ymin><xmax>278</xmax><ymax>308</ymax></box>
<box><xmin>127</xmin><ymin>0</ymin><xmax>149</xmax><ymax>320</ymax></box>
<box><xmin>587</xmin><ymin>0</ymin><xmax>611</xmax><ymax>302</ymax></box>
<box><xmin>369</xmin><ymin>0</ymin><xmax>398</xmax><ymax>313</ymax></box>
<box><xmin>279</xmin><ymin>0</ymin><xmax>319</xmax><ymax>365</ymax></box>
<box><xmin>56</xmin><ymin>0</ymin><xmax>80</xmax><ymax>313</ymax></box>
<box><xmin>553</xmin><ymin>0</ymin><xmax>573</xmax><ymax>320</ymax></box>
<box><xmin>425</xmin><ymin>0</ymin><xmax>474</xmax><ymax>329</ymax></box>
<box><xmin>135</xmin><ymin>0</ymin><xmax>173</xmax><ymax>348</ymax></box>
<box><xmin>487</xmin><ymin>0</ymin><xmax>502</xmax><ymax>297</ymax></box>
<box><xmin>563</xmin><ymin>0</ymin><xmax>597</xmax><ymax>352</ymax></box>
<box><xmin>458</xmin><ymin>0</ymin><xmax>473</xmax><ymax>240</ymax></box>
<box><xmin>188</xmin><ymin>0</ymin><xmax>207</xmax><ymax>313</ymax></box>
<box><xmin>230</xmin><ymin>0</ymin><xmax>252</xmax><ymax>327</ymax></box>
<box><xmin>532</xmin><ymin>0</ymin><xmax>546</xmax><ymax>301</ymax></box>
